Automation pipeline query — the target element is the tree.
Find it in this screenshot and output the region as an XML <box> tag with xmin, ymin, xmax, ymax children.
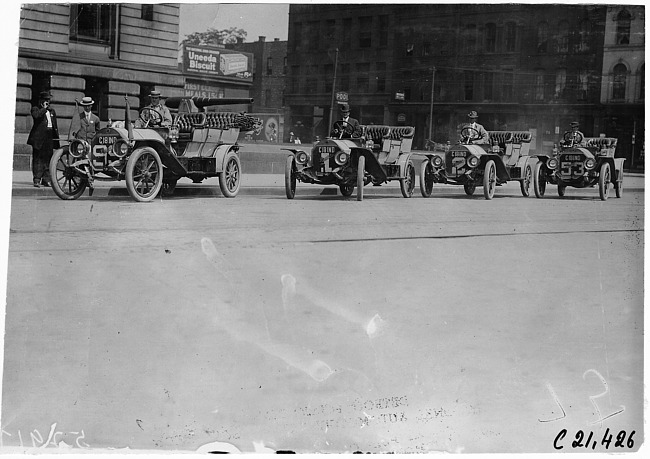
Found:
<box><xmin>182</xmin><ymin>27</ymin><xmax>247</xmax><ymax>46</ymax></box>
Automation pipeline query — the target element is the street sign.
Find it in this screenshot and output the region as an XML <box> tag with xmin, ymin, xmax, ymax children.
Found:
<box><xmin>335</xmin><ymin>91</ymin><xmax>348</xmax><ymax>102</ymax></box>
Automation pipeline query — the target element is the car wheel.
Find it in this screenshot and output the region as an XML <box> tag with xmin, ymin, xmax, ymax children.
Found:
<box><xmin>126</xmin><ymin>147</ymin><xmax>163</xmax><ymax>202</ymax></box>
<box><xmin>599</xmin><ymin>162</ymin><xmax>610</xmax><ymax>201</ymax></box>
<box><xmin>463</xmin><ymin>182</ymin><xmax>476</xmax><ymax>196</ymax></box>
<box><xmin>49</xmin><ymin>147</ymin><xmax>87</xmax><ymax>200</ymax></box>
<box><xmin>615</xmin><ymin>169</ymin><xmax>623</xmax><ymax>198</ymax></box>
<box><xmin>557</xmin><ymin>184</ymin><xmax>566</xmax><ymax>197</ymax></box>
<box><xmin>533</xmin><ymin>161</ymin><xmax>546</xmax><ymax>198</ymax></box>
<box><xmin>483</xmin><ymin>160</ymin><xmax>496</xmax><ymax>200</ymax></box>
<box><xmin>520</xmin><ymin>163</ymin><xmax>532</xmax><ymax>197</ymax></box>
<box><xmin>339</xmin><ymin>184</ymin><xmax>354</xmax><ymax>196</ymax></box>
<box><xmin>400</xmin><ymin>160</ymin><xmax>415</xmax><ymax>198</ymax></box>
<box><xmin>356</xmin><ymin>155</ymin><xmax>365</xmax><ymax>201</ymax></box>
<box><xmin>285</xmin><ymin>155</ymin><xmax>296</xmax><ymax>199</ymax></box>
<box><xmin>219</xmin><ymin>151</ymin><xmax>241</xmax><ymax>198</ymax></box>
<box><xmin>419</xmin><ymin>160</ymin><xmax>434</xmax><ymax>197</ymax></box>
<box><xmin>160</xmin><ymin>179</ymin><xmax>177</xmax><ymax>197</ymax></box>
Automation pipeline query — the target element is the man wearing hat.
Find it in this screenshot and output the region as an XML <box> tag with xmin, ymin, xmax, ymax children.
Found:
<box><xmin>331</xmin><ymin>103</ymin><xmax>361</xmax><ymax>138</ymax></box>
<box><xmin>141</xmin><ymin>90</ymin><xmax>172</xmax><ymax>127</ymax></box>
<box><xmin>27</xmin><ymin>90</ymin><xmax>60</xmax><ymax>187</ymax></box>
<box><xmin>464</xmin><ymin>110</ymin><xmax>490</xmax><ymax>145</ymax></box>
<box><xmin>562</xmin><ymin>121</ymin><xmax>585</xmax><ymax>147</ymax></box>
<box><xmin>72</xmin><ymin>96</ymin><xmax>101</xmax><ymax>141</ymax></box>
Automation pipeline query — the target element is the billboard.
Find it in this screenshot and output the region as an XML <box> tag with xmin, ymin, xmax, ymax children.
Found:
<box><xmin>182</xmin><ymin>45</ymin><xmax>253</xmax><ymax>81</ymax></box>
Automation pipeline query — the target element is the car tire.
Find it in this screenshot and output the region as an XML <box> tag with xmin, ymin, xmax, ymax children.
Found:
<box><xmin>520</xmin><ymin>163</ymin><xmax>532</xmax><ymax>197</ymax></box>
<box><xmin>49</xmin><ymin>147</ymin><xmax>87</xmax><ymax>200</ymax></box>
<box><xmin>557</xmin><ymin>184</ymin><xmax>566</xmax><ymax>197</ymax></box>
<box><xmin>483</xmin><ymin>160</ymin><xmax>496</xmax><ymax>200</ymax></box>
<box><xmin>400</xmin><ymin>160</ymin><xmax>415</xmax><ymax>198</ymax></box>
<box><xmin>356</xmin><ymin>155</ymin><xmax>365</xmax><ymax>201</ymax></box>
<box><xmin>219</xmin><ymin>151</ymin><xmax>241</xmax><ymax>198</ymax></box>
<box><xmin>463</xmin><ymin>182</ymin><xmax>476</xmax><ymax>196</ymax></box>
<box><xmin>285</xmin><ymin>155</ymin><xmax>296</xmax><ymax>199</ymax></box>
<box><xmin>126</xmin><ymin>147</ymin><xmax>163</xmax><ymax>202</ymax></box>
<box><xmin>419</xmin><ymin>160</ymin><xmax>434</xmax><ymax>197</ymax></box>
<box><xmin>599</xmin><ymin>162</ymin><xmax>610</xmax><ymax>201</ymax></box>
<box><xmin>533</xmin><ymin>161</ymin><xmax>546</xmax><ymax>198</ymax></box>
<box><xmin>615</xmin><ymin>168</ymin><xmax>623</xmax><ymax>198</ymax></box>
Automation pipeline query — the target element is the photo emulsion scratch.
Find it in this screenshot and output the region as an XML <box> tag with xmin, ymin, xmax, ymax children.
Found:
<box><xmin>0</xmin><ymin>1</ymin><xmax>644</xmax><ymax>455</ymax></box>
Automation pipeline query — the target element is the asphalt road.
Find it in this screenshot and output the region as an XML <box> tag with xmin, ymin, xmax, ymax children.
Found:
<box><xmin>1</xmin><ymin>181</ymin><xmax>644</xmax><ymax>454</ymax></box>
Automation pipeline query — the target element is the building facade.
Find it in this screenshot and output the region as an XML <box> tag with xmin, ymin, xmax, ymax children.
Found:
<box><xmin>285</xmin><ymin>4</ymin><xmax>643</xmax><ymax>166</ymax></box>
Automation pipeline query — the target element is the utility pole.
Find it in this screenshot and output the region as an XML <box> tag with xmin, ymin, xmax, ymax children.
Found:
<box><xmin>328</xmin><ymin>48</ymin><xmax>339</xmax><ymax>132</ymax></box>
<box><xmin>428</xmin><ymin>66</ymin><xmax>436</xmax><ymax>143</ymax></box>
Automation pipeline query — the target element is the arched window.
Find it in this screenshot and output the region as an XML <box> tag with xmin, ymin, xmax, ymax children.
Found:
<box><xmin>537</xmin><ymin>22</ymin><xmax>549</xmax><ymax>53</ymax></box>
<box><xmin>612</xmin><ymin>63</ymin><xmax>627</xmax><ymax>99</ymax></box>
<box><xmin>557</xmin><ymin>21</ymin><xmax>569</xmax><ymax>52</ymax></box>
<box><xmin>485</xmin><ymin>23</ymin><xmax>496</xmax><ymax>52</ymax></box>
<box><xmin>616</xmin><ymin>10</ymin><xmax>631</xmax><ymax>45</ymax></box>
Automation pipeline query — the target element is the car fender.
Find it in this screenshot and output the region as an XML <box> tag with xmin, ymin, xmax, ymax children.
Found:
<box><xmin>134</xmin><ymin>140</ymin><xmax>186</xmax><ymax>175</ymax></box>
<box><xmin>350</xmin><ymin>147</ymin><xmax>387</xmax><ymax>183</ymax></box>
<box><xmin>478</xmin><ymin>153</ymin><xmax>509</xmax><ymax>182</ymax></box>
<box><xmin>613</xmin><ymin>157</ymin><xmax>626</xmax><ymax>174</ymax></box>
<box><xmin>214</xmin><ymin>144</ymin><xmax>238</xmax><ymax>172</ymax></box>
<box><xmin>395</xmin><ymin>152</ymin><xmax>413</xmax><ymax>175</ymax></box>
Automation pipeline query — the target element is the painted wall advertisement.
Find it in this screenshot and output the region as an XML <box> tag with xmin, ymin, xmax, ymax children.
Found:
<box><xmin>182</xmin><ymin>45</ymin><xmax>253</xmax><ymax>81</ymax></box>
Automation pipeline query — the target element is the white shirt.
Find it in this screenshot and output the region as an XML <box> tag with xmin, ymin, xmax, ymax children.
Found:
<box><xmin>45</xmin><ymin>110</ymin><xmax>52</xmax><ymax>128</ymax></box>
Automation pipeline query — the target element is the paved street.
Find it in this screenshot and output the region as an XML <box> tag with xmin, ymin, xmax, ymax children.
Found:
<box><xmin>1</xmin><ymin>176</ymin><xmax>644</xmax><ymax>453</ymax></box>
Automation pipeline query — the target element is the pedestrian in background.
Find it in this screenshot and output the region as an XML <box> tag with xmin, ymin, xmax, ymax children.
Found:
<box><xmin>27</xmin><ymin>90</ymin><xmax>59</xmax><ymax>187</ymax></box>
<box><xmin>72</xmin><ymin>96</ymin><xmax>101</xmax><ymax>141</ymax></box>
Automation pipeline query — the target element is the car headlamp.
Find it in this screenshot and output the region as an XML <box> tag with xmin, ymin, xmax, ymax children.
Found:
<box><xmin>467</xmin><ymin>155</ymin><xmax>479</xmax><ymax>168</ymax></box>
<box><xmin>432</xmin><ymin>156</ymin><xmax>443</xmax><ymax>167</ymax></box>
<box><xmin>334</xmin><ymin>151</ymin><xmax>349</xmax><ymax>166</ymax></box>
<box><xmin>296</xmin><ymin>151</ymin><xmax>309</xmax><ymax>165</ymax></box>
<box><xmin>584</xmin><ymin>158</ymin><xmax>596</xmax><ymax>170</ymax></box>
<box><xmin>112</xmin><ymin>139</ymin><xmax>130</xmax><ymax>158</ymax></box>
<box><xmin>547</xmin><ymin>158</ymin><xmax>559</xmax><ymax>169</ymax></box>
<box><xmin>69</xmin><ymin>140</ymin><xmax>89</xmax><ymax>158</ymax></box>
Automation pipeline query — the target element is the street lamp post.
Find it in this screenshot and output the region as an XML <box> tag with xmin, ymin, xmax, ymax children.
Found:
<box><xmin>428</xmin><ymin>66</ymin><xmax>436</xmax><ymax>145</ymax></box>
<box><xmin>328</xmin><ymin>48</ymin><xmax>339</xmax><ymax>133</ymax></box>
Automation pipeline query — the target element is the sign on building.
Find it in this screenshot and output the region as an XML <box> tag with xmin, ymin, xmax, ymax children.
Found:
<box><xmin>182</xmin><ymin>45</ymin><xmax>253</xmax><ymax>81</ymax></box>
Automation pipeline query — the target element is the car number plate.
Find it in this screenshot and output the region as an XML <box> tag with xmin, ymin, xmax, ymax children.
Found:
<box><xmin>563</xmin><ymin>154</ymin><xmax>583</xmax><ymax>161</ymax></box>
<box><xmin>451</xmin><ymin>151</ymin><xmax>466</xmax><ymax>157</ymax></box>
<box><xmin>97</xmin><ymin>136</ymin><xmax>117</xmax><ymax>145</ymax></box>
<box><xmin>318</xmin><ymin>146</ymin><xmax>336</xmax><ymax>154</ymax></box>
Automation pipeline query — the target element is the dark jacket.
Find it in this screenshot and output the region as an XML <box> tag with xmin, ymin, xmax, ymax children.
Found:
<box><xmin>73</xmin><ymin>111</ymin><xmax>101</xmax><ymax>141</ymax></box>
<box><xmin>27</xmin><ymin>105</ymin><xmax>60</xmax><ymax>150</ymax></box>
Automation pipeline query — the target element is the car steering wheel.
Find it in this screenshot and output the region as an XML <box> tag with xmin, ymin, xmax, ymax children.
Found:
<box><xmin>563</xmin><ymin>131</ymin><xmax>583</xmax><ymax>147</ymax></box>
<box><xmin>139</xmin><ymin>108</ymin><xmax>163</xmax><ymax>128</ymax></box>
<box><xmin>460</xmin><ymin>126</ymin><xmax>482</xmax><ymax>145</ymax></box>
<box><xmin>332</xmin><ymin>120</ymin><xmax>357</xmax><ymax>139</ymax></box>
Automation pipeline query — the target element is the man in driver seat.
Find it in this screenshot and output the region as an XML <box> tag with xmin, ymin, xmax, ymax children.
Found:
<box><xmin>464</xmin><ymin>110</ymin><xmax>489</xmax><ymax>145</ymax></box>
<box><xmin>331</xmin><ymin>103</ymin><xmax>361</xmax><ymax>138</ymax></box>
<box><xmin>561</xmin><ymin>121</ymin><xmax>585</xmax><ymax>147</ymax></box>
<box><xmin>140</xmin><ymin>90</ymin><xmax>172</xmax><ymax>127</ymax></box>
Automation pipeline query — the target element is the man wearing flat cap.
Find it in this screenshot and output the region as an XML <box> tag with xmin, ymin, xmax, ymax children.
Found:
<box><xmin>72</xmin><ymin>96</ymin><xmax>101</xmax><ymax>141</ymax></box>
<box><xmin>27</xmin><ymin>90</ymin><xmax>60</xmax><ymax>187</ymax></box>
<box><xmin>463</xmin><ymin>110</ymin><xmax>490</xmax><ymax>145</ymax></box>
<box><xmin>140</xmin><ymin>90</ymin><xmax>172</xmax><ymax>127</ymax></box>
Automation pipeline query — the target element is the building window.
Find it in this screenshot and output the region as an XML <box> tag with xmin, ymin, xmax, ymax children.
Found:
<box><xmin>483</xmin><ymin>72</ymin><xmax>493</xmax><ymax>100</ymax></box>
<box><xmin>577</xmin><ymin>69</ymin><xmax>588</xmax><ymax>100</ymax></box>
<box><xmin>502</xmin><ymin>71</ymin><xmax>514</xmax><ymax>101</ymax></box>
<box><xmin>266</xmin><ymin>57</ymin><xmax>273</xmax><ymax>76</ymax></box>
<box><xmin>434</xmin><ymin>70</ymin><xmax>446</xmax><ymax>100</ymax></box>
<box><xmin>325</xmin><ymin>19</ymin><xmax>335</xmax><ymax>41</ymax></box>
<box><xmin>616</xmin><ymin>9</ymin><xmax>631</xmax><ymax>45</ymax></box>
<box><xmin>342</xmin><ymin>18</ymin><xmax>352</xmax><ymax>44</ymax></box>
<box><xmin>359</xmin><ymin>16</ymin><xmax>372</xmax><ymax>48</ymax></box>
<box><xmin>578</xmin><ymin>20</ymin><xmax>591</xmax><ymax>52</ymax></box>
<box><xmin>612</xmin><ymin>63</ymin><xmax>627</xmax><ymax>99</ymax></box>
<box><xmin>340</xmin><ymin>63</ymin><xmax>350</xmax><ymax>91</ymax></box>
<box><xmin>485</xmin><ymin>23</ymin><xmax>496</xmax><ymax>52</ymax></box>
<box><xmin>306</xmin><ymin>64</ymin><xmax>318</xmax><ymax>92</ymax></box>
<box><xmin>69</xmin><ymin>3</ymin><xmax>115</xmax><ymax>43</ymax></box>
<box><xmin>379</xmin><ymin>15</ymin><xmax>389</xmax><ymax>47</ymax></box>
<box><xmin>534</xmin><ymin>70</ymin><xmax>545</xmax><ymax>100</ymax></box>
<box><xmin>324</xmin><ymin>63</ymin><xmax>334</xmax><ymax>93</ymax></box>
<box><xmin>356</xmin><ymin>63</ymin><xmax>370</xmax><ymax>92</ymax></box>
<box><xmin>464</xmin><ymin>24</ymin><xmax>477</xmax><ymax>54</ymax></box>
<box><xmin>292</xmin><ymin>22</ymin><xmax>302</xmax><ymax>52</ymax></box>
<box><xmin>422</xmin><ymin>42</ymin><xmax>431</xmax><ymax>56</ymax></box>
<box><xmin>308</xmin><ymin>21</ymin><xmax>319</xmax><ymax>50</ymax></box>
<box><xmin>376</xmin><ymin>62</ymin><xmax>386</xmax><ymax>92</ymax></box>
<box><xmin>141</xmin><ymin>4</ymin><xmax>154</xmax><ymax>21</ymax></box>
<box><xmin>554</xmin><ymin>68</ymin><xmax>567</xmax><ymax>99</ymax></box>
<box><xmin>557</xmin><ymin>21</ymin><xmax>569</xmax><ymax>53</ymax></box>
<box><xmin>464</xmin><ymin>71</ymin><xmax>474</xmax><ymax>100</ymax></box>
<box><xmin>505</xmin><ymin>22</ymin><xmax>516</xmax><ymax>52</ymax></box>
<box><xmin>537</xmin><ymin>22</ymin><xmax>549</xmax><ymax>53</ymax></box>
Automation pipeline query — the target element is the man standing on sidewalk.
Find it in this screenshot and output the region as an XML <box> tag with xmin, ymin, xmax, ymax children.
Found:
<box><xmin>27</xmin><ymin>90</ymin><xmax>60</xmax><ymax>187</ymax></box>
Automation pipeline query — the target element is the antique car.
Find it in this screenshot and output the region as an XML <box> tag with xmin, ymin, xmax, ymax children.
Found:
<box><xmin>418</xmin><ymin>128</ymin><xmax>535</xmax><ymax>200</ymax></box>
<box><xmin>284</xmin><ymin>122</ymin><xmax>417</xmax><ymax>201</ymax></box>
<box><xmin>49</xmin><ymin>96</ymin><xmax>258</xmax><ymax>202</ymax></box>
<box><xmin>532</xmin><ymin>134</ymin><xmax>623</xmax><ymax>201</ymax></box>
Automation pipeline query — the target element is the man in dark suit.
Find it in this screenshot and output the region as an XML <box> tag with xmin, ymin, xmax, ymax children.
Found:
<box><xmin>331</xmin><ymin>103</ymin><xmax>361</xmax><ymax>138</ymax></box>
<box><xmin>72</xmin><ymin>96</ymin><xmax>101</xmax><ymax>141</ymax></box>
<box><xmin>27</xmin><ymin>91</ymin><xmax>60</xmax><ymax>187</ymax></box>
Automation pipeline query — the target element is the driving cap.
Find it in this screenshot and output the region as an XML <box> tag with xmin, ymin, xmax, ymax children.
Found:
<box><xmin>468</xmin><ymin>110</ymin><xmax>478</xmax><ymax>118</ymax></box>
<box><xmin>339</xmin><ymin>103</ymin><xmax>350</xmax><ymax>112</ymax></box>
<box><xmin>39</xmin><ymin>91</ymin><xmax>52</xmax><ymax>100</ymax></box>
<box><xmin>79</xmin><ymin>96</ymin><xmax>94</xmax><ymax>106</ymax></box>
